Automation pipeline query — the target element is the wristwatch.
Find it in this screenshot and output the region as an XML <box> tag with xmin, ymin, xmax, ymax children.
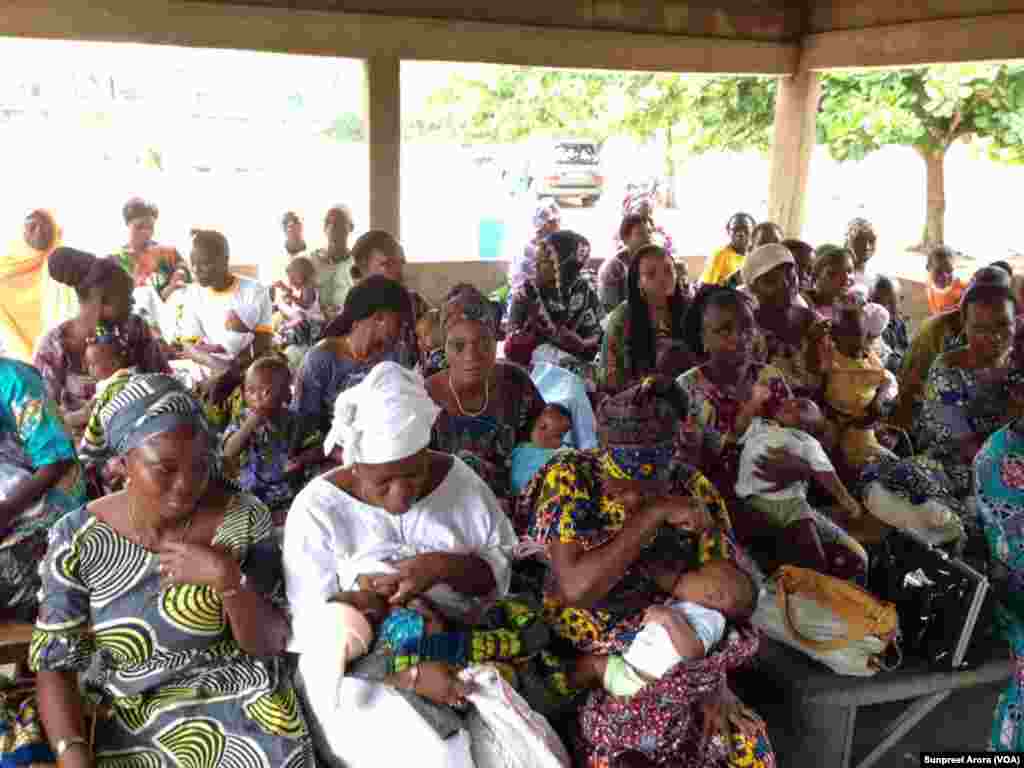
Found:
<box><xmin>56</xmin><ymin>735</ymin><xmax>89</xmax><ymax>759</ymax></box>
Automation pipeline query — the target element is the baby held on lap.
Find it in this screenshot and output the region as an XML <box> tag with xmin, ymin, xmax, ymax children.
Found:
<box><xmin>597</xmin><ymin>559</ymin><xmax>758</xmax><ymax>698</ymax></box>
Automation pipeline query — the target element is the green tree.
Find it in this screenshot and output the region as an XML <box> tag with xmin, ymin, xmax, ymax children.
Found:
<box><xmin>617</xmin><ymin>74</ymin><xmax>775</xmax><ymax>207</ymax></box>
<box><xmin>818</xmin><ymin>64</ymin><xmax>1024</xmax><ymax>248</ymax></box>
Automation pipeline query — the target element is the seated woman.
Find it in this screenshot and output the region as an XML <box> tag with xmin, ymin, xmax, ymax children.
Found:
<box><xmin>295</xmin><ymin>275</ymin><xmax>411</xmax><ymax>441</ymax></box>
<box><xmin>284</xmin><ymin>362</ymin><xmax>518</xmax><ymax>768</ymax></box>
<box><xmin>864</xmin><ymin>283</ymin><xmax>1022</xmax><ymax>540</ymax></box>
<box><xmin>598</xmin><ymin>213</ymin><xmax>650</xmax><ymax>316</ymax></box>
<box><xmin>111</xmin><ymin>198</ymin><xmax>190</xmax><ymax>335</ymax></box>
<box><xmin>804</xmin><ymin>244</ymin><xmax>856</xmax><ymax>320</ymax></box>
<box><xmin>599</xmin><ymin>244</ymin><xmax>693</xmax><ymax>395</ymax></box>
<box><xmin>427</xmin><ymin>285</ymin><xmax>544</xmax><ymax>502</ymax></box>
<box><xmin>699</xmin><ymin>212</ymin><xmax>754</xmax><ymax>288</ymax></box>
<box><xmin>974</xmin><ymin>417</ymin><xmax>1024</xmax><ymax>752</ymax></box>
<box><xmin>892</xmin><ymin>264</ymin><xmax>1012</xmax><ymax>430</ymax></box>
<box><xmin>745</xmin><ymin>243</ymin><xmax>827</xmax><ymax>399</ymax></box>
<box><xmin>0</xmin><ymin>358</ymin><xmax>85</xmax><ymax>620</ymax></box>
<box><xmin>505</xmin><ymin>230</ymin><xmax>602</xmax><ymax>383</ymax></box>
<box><xmin>523</xmin><ymin>378</ymin><xmax>775</xmax><ymax>768</ymax></box>
<box><xmin>34</xmin><ymin>248</ymin><xmax>170</xmax><ymax>441</ymax></box>
<box><xmin>0</xmin><ymin>208</ymin><xmax>76</xmax><ymax>362</ymax></box>
<box><xmin>33</xmin><ymin>376</ymin><xmax>313</xmax><ymax>768</ymax></box>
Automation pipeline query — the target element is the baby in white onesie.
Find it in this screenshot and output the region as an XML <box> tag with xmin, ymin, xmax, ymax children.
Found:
<box><xmin>604</xmin><ymin>559</ymin><xmax>757</xmax><ymax>697</ymax></box>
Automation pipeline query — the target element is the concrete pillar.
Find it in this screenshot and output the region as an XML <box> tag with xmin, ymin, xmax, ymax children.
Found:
<box><xmin>365</xmin><ymin>56</ymin><xmax>401</xmax><ymax>238</ymax></box>
<box><xmin>767</xmin><ymin>67</ymin><xmax>820</xmax><ymax>238</ymax></box>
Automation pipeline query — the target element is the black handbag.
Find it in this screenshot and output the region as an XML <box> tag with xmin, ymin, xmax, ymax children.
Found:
<box><xmin>869</xmin><ymin>529</ymin><xmax>996</xmax><ymax>670</ymax></box>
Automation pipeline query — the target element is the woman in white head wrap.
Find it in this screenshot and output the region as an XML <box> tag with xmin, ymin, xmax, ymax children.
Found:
<box><xmin>284</xmin><ymin>361</ymin><xmax>517</xmax><ymax>768</ymax></box>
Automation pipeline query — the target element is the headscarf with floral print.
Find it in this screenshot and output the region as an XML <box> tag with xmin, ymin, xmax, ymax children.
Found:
<box><xmin>441</xmin><ymin>284</ymin><xmax>499</xmax><ymax>339</ymax></box>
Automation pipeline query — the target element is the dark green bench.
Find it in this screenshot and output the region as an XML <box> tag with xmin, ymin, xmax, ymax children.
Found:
<box><xmin>734</xmin><ymin>637</ymin><xmax>1013</xmax><ymax>768</ymax></box>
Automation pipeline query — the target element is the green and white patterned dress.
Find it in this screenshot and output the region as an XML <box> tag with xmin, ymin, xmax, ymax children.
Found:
<box><xmin>30</xmin><ymin>495</ymin><xmax>313</xmax><ymax>768</ymax></box>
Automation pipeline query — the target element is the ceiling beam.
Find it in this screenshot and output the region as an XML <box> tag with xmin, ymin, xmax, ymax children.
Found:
<box><xmin>0</xmin><ymin>0</ymin><xmax>798</xmax><ymax>74</ymax></box>
<box><xmin>803</xmin><ymin>12</ymin><xmax>1024</xmax><ymax>70</ymax></box>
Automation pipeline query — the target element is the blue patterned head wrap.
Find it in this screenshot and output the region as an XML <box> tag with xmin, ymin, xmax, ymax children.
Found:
<box><xmin>597</xmin><ymin>376</ymin><xmax>686</xmax><ymax>480</ymax></box>
<box><xmin>100</xmin><ymin>374</ymin><xmax>213</xmax><ymax>456</ymax></box>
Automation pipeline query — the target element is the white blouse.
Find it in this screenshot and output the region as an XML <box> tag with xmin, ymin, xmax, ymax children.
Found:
<box><xmin>283</xmin><ymin>456</ymin><xmax>516</xmax><ymax>654</ymax></box>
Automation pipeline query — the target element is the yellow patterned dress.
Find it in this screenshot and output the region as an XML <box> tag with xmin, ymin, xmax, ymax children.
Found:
<box><xmin>30</xmin><ymin>495</ymin><xmax>313</xmax><ymax>768</ymax></box>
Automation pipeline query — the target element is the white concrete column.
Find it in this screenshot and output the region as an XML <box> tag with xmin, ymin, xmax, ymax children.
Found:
<box><xmin>767</xmin><ymin>66</ymin><xmax>820</xmax><ymax>237</ymax></box>
<box><xmin>364</xmin><ymin>56</ymin><xmax>401</xmax><ymax>238</ymax></box>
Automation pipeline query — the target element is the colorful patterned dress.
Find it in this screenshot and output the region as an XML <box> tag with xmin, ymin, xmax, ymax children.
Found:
<box><xmin>865</xmin><ymin>352</ymin><xmax>1020</xmax><ymax>532</ymax></box>
<box><xmin>31</xmin><ymin>498</ymin><xmax>314</xmax><ymax>768</ymax></box>
<box><xmin>0</xmin><ymin>359</ymin><xmax>86</xmax><ymax>619</ymax></box>
<box><xmin>523</xmin><ymin>449</ymin><xmax>775</xmax><ymax>768</ymax></box>
<box><xmin>220</xmin><ymin>407</ymin><xmax>322</xmax><ymax>523</ymax></box>
<box><xmin>430</xmin><ymin>362</ymin><xmax>545</xmax><ymax>499</ymax></box>
<box><xmin>974</xmin><ymin>423</ymin><xmax>1024</xmax><ymax>752</ymax></box>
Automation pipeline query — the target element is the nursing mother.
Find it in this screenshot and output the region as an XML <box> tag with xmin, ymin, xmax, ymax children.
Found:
<box><xmin>284</xmin><ymin>362</ymin><xmax>517</xmax><ymax>768</ymax></box>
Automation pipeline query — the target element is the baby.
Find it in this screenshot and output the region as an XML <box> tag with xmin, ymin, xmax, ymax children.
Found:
<box><xmin>600</xmin><ymin>560</ymin><xmax>757</xmax><ymax>697</ymax></box>
<box><xmin>84</xmin><ymin>333</ymin><xmax>133</xmax><ymax>397</ymax></box>
<box><xmin>510</xmin><ymin>404</ymin><xmax>573</xmax><ymax>495</ymax></box>
<box><xmin>736</xmin><ymin>395</ymin><xmax>867</xmax><ymax>579</ymax></box>
<box><xmin>416</xmin><ymin>309</ymin><xmax>447</xmax><ymax>379</ymax></box>
<box><xmin>822</xmin><ymin>299</ymin><xmax>898</xmax><ymax>470</ymax></box>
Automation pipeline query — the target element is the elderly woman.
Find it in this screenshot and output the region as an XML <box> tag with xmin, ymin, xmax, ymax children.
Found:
<box><xmin>524</xmin><ymin>378</ymin><xmax>774</xmax><ymax>767</ymax></box>
<box><xmin>746</xmin><ymin>243</ymin><xmax>828</xmax><ymax>399</ymax></box>
<box><xmin>0</xmin><ymin>209</ymin><xmax>76</xmax><ymax>361</ymax></box>
<box><xmin>865</xmin><ymin>283</ymin><xmax>1022</xmax><ymax>538</ymax></box>
<box><xmin>32</xmin><ymin>375</ymin><xmax>313</xmax><ymax>768</ymax></box>
<box><xmin>893</xmin><ymin>264</ymin><xmax>1012</xmax><ymax>430</ymax></box>
<box><xmin>427</xmin><ymin>285</ymin><xmax>544</xmax><ymax>500</ymax></box>
<box><xmin>296</xmin><ymin>275</ymin><xmax>411</xmax><ymax>440</ymax></box>
<box><xmin>0</xmin><ymin>358</ymin><xmax>85</xmax><ymax>620</ymax></box>
<box><xmin>974</xmin><ymin>418</ymin><xmax>1024</xmax><ymax>751</ymax></box>
<box><xmin>284</xmin><ymin>362</ymin><xmax>517</xmax><ymax>768</ymax></box>
<box><xmin>506</xmin><ymin>230</ymin><xmax>602</xmax><ymax>379</ymax></box>
<box><xmin>599</xmin><ymin>244</ymin><xmax>693</xmax><ymax>395</ymax></box>
<box><xmin>34</xmin><ymin>248</ymin><xmax>170</xmax><ymax>439</ymax></box>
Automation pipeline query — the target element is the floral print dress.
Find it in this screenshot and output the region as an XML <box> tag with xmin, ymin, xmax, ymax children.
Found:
<box><xmin>974</xmin><ymin>423</ymin><xmax>1024</xmax><ymax>751</ymax></box>
<box><xmin>523</xmin><ymin>449</ymin><xmax>775</xmax><ymax>768</ymax></box>
<box><xmin>31</xmin><ymin>498</ymin><xmax>314</xmax><ymax>768</ymax></box>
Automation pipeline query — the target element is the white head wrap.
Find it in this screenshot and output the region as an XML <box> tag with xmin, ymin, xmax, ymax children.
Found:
<box><xmin>742</xmin><ymin>243</ymin><xmax>794</xmax><ymax>288</ymax></box>
<box><xmin>863</xmin><ymin>302</ymin><xmax>891</xmax><ymax>337</ymax></box>
<box><xmin>324</xmin><ymin>362</ymin><xmax>441</xmax><ymax>467</ymax></box>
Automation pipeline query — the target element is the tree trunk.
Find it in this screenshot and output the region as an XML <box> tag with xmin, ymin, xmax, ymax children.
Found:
<box><xmin>663</xmin><ymin>125</ymin><xmax>677</xmax><ymax>210</ymax></box>
<box><xmin>919</xmin><ymin>146</ymin><xmax>948</xmax><ymax>250</ymax></box>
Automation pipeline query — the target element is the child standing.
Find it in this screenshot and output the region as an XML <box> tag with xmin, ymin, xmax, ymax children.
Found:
<box><xmin>736</xmin><ymin>395</ymin><xmax>868</xmax><ymax>580</ymax></box>
<box><xmin>221</xmin><ymin>356</ymin><xmax>323</xmax><ymax>524</ymax></box>
<box><xmin>822</xmin><ymin>299</ymin><xmax>898</xmax><ymax>471</ymax></box>
<box><xmin>926</xmin><ymin>245</ymin><xmax>966</xmax><ymax>315</ymax></box>
<box><xmin>510</xmin><ymin>404</ymin><xmax>573</xmax><ymax>495</ymax></box>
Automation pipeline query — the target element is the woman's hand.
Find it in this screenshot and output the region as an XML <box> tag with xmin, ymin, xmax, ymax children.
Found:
<box><xmin>753</xmin><ymin>447</ymin><xmax>812</xmax><ymax>493</ymax></box>
<box><xmin>158</xmin><ymin>541</ymin><xmax>241</xmax><ymax>593</ymax></box>
<box><xmin>400</xmin><ymin>662</ymin><xmax>473</xmax><ymax>708</ymax></box>
<box><xmin>370</xmin><ymin>555</ymin><xmax>443</xmax><ymax>605</ymax></box>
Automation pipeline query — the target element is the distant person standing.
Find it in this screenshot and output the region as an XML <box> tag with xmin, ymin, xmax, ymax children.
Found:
<box><xmin>307</xmin><ymin>205</ymin><xmax>356</xmax><ymax>318</ymax></box>
<box><xmin>266</xmin><ymin>210</ymin><xmax>308</xmax><ymax>289</ymax></box>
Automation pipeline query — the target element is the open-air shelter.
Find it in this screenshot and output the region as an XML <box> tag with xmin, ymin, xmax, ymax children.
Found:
<box><xmin>4</xmin><ymin>0</ymin><xmax>1023</xmax><ymax>247</ymax></box>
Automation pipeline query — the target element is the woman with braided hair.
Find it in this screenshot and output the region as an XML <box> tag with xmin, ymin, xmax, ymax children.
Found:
<box><xmin>700</xmin><ymin>212</ymin><xmax>755</xmax><ymax>287</ymax></box>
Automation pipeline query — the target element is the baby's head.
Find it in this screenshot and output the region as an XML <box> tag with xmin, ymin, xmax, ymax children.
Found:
<box><xmin>831</xmin><ymin>299</ymin><xmax>870</xmax><ymax>359</ymax></box>
<box><xmin>243</xmin><ymin>356</ymin><xmax>292</xmax><ymax>416</ymax></box>
<box><xmin>416</xmin><ymin>309</ymin><xmax>443</xmax><ymax>355</ymax></box>
<box><xmin>286</xmin><ymin>256</ymin><xmax>315</xmax><ymax>290</ymax></box>
<box><xmin>84</xmin><ymin>325</ymin><xmax>128</xmax><ymax>380</ymax></box>
<box><xmin>862</xmin><ymin>301</ymin><xmax>891</xmax><ymax>348</ymax></box>
<box><xmin>774</xmin><ymin>397</ymin><xmax>824</xmax><ymax>436</ymax></box>
<box><xmin>673</xmin><ymin>560</ymin><xmax>758</xmax><ymax>621</ymax></box>
<box><xmin>531</xmin><ymin>403</ymin><xmax>572</xmax><ymax>450</ymax></box>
